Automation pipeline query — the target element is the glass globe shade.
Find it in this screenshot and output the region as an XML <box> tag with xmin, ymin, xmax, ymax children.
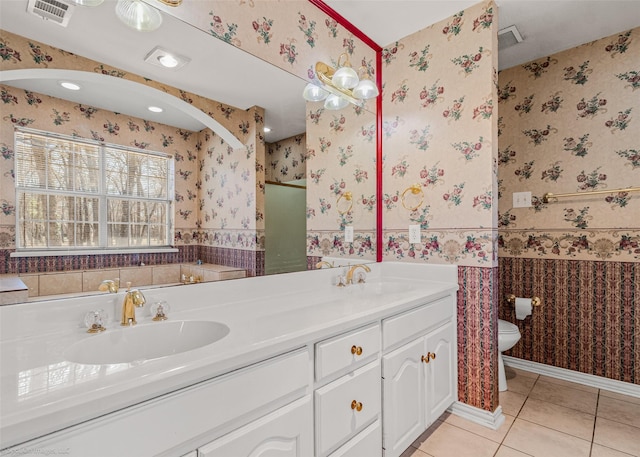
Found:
<box><xmin>352</xmin><ymin>79</ymin><xmax>379</xmax><ymax>100</ymax></box>
<box><xmin>71</xmin><ymin>0</ymin><xmax>104</xmax><ymax>5</ymax></box>
<box><xmin>302</xmin><ymin>83</ymin><xmax>329</xmax><ymax>102</ymax></box>
<box><xmin>324</xmin><ymin>94</ymin><xmax>349</xmax><ymax>110</ymax></box>
<box><xmin>332</xmin><ymin>66</ymin><xmax>359</xmax><ymax>90</ymax></box>
<box><xmin>115</xmin><ymin>0</ymin><xmax>163</xmax><ymax>32</ymax></box>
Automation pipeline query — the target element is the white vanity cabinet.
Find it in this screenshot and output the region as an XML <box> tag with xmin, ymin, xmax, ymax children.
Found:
<box><xmin>1</xmin><ymin>264</ymin><xmax>460</xmax><ymax>457</ymax></box>
<box><xmin>381</xmin><ymin>297</ymin><xmax>457</xmax><ymax>457</ymax></box>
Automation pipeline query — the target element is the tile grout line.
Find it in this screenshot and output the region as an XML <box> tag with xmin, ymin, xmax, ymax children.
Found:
<box><xmin>589</xmin><ymin>389</ymin><xmax>600</xmax><ymax>457</ymax></box>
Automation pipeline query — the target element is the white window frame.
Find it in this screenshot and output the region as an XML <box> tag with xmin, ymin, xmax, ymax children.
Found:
<box><xmin>13</xmin><ymin>127</ymin><xmax>175</xmax><ymax>255</ymax></box>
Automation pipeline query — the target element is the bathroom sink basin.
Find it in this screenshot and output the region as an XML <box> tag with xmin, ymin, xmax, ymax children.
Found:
<box><xmin>64</xmin><ymin>320</ymin><xmax>230</xmax><ymax>365</ymax></box>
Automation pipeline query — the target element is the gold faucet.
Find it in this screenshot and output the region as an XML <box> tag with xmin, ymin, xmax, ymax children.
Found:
<box><xmin>120</xmin><ymin>282</ymin><xmax>146</xmax><ymax>326</ymax></box>
<box><xmin>98</xmin><ymin>279</ymin><xmax>119</xmax><ymax>293</ymax></box>
<box><xmin>346</xmin><ymin>264</ymin><xmax>371</xmax><ymax>285</ymax></box>
<box><xmin>316</xmin><ymin>261</ymin><xmax>334</xmax><ymax>269</ymax></box>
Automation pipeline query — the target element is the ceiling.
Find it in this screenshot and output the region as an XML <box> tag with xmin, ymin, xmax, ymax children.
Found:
<box><xmin>1</xmin><ymin>0</ymin><xmax>638</xmax><ymax>143</ymax></box>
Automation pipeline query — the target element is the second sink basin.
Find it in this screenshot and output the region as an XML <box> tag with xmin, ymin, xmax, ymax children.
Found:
<box><xmin>64</xmin><ymin>320</ymin><xmax>230</xmax><ymax>365</ymax></box>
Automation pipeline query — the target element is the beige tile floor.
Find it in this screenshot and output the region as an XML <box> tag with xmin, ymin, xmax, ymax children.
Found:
<box><xmin>401</xmin><ymin>367</ymin><xmax>640</xmax><ymax>457</ymax></box>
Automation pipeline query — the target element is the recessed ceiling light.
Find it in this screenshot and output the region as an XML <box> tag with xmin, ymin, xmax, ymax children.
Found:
<box><xmin>158</xmin><ymin>54</ymin><xmax>179</xmax><ymax>68</ymax></box>
<box><xmin>148</xmin><ymin>106</ymin><xmax>163</xmax><ymax>113</ymax></box>
<box><xmin>144</xmin><ymin>46</ymin><xmax>190</xmax><ymax>70</ymax></box>
<box><xmin>60</xmin><ymin>81</ymin><xmax>81</xmax><ymax>91</ymax></box>
<box><xmin>263</xmin><ymin>127</ymin><xmax>271</xmax><ymax>133</ymax></box>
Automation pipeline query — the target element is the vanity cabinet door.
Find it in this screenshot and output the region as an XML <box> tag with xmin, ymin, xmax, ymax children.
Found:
<box><xmin>424</xmin><ymin>321</ymin><xmax>455</xmax><ymax>424</ymax></box>
<box><xmin>198</xmin><ymin>396</ymin><xmax>313</xmax><ymax>457</ymax></box>
<box><xmin>382</xmin><ymin>337</ymin><xmax>425</xmax><ymax>457</ymax></box>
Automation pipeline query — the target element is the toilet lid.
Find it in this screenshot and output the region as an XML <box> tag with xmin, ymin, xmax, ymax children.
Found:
<box><xmin>498</xmin><ymin>319</ymin><xmax>519</xmax><ymax>334</ymax></box>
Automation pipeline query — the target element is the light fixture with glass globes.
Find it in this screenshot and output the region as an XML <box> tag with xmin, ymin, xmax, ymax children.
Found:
<box><xmin>69</xmin><ymin>0</ymin><xmax>104</xmax><ymax>6</ymax></box>
<box><xmin>115</xmin><ymin>0</ymin><xmax>163</xmax><ymax>32</ymax></box>
<box><xmin>302</xmin><ymin>52</ymin><xmax>379</xmax><ymax>110</ymax></box>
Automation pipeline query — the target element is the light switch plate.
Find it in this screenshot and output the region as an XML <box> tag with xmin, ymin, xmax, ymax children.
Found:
<box><xmin>409</xmin><ymin>225</ymin><xmax>421</xmax><ymax>244</ymax></box>
<box><xmin>513</xmin><ymin>191</ymin><xmax>532</xmax><ymax>208</ymax></box>
<box><xmin>344</xmin><ymin>226</ymin><xmax>354</xmax><ymax>242</ymax></box>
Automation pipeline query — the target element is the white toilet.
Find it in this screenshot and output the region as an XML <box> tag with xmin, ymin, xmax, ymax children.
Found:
<box><xmin>498</xmin><ymin>319</ymin><xmax>521</xmax><ymax>391</ymax></box>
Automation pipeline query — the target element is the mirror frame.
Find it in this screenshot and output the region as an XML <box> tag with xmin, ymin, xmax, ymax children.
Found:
<box><xmin>310</xmin><ymin>0</ymin><xmax>383</xmax><ymax>262</ymax></box>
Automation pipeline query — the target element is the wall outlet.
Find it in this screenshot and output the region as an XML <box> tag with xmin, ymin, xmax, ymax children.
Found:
<box><xmin>409</xmin><ymin>224</ymin><xmax>421</xmax><ymax>244</ymax></box>
<box><xmin>513</xmin><ymin>191</ymin><xmax>532</xmax><ymax>208</ymax></box>
<box><xmin>344</xmin><ymin>226</ymin><xmax>354</xmax><ymax>243</ymax></box>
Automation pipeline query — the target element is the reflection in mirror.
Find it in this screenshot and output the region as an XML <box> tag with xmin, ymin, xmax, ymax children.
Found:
<box><xmin>0</xmin><ymin>0</ymin><xmax>376</xmax><ymax>304</ymax></box>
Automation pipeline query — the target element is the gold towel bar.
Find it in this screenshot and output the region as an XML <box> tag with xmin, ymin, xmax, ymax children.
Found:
<box><xmin>543</xmin><ymin>186</ymin><xmax>640</xmax><ymax>203</ymax></box>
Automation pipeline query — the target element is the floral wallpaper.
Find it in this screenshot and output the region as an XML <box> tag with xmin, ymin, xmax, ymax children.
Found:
<box><xmin>266</xmin><ymin>133</ymin><xmax>306</xmax><ymax>183</ymax></box>
<box><xmin>498</xmin><ymin>27</ymin><xmax>640</xmax><ymax>262</ymax></box>
<box><xmin>381</xmin><ymin>1</ymin><xmax>498</xmax><ymax>268</ymax></box>
<box><xmin>305</xmin><ymin>102</ymin><xmax>377</xmax><ymax>261</ymax></box>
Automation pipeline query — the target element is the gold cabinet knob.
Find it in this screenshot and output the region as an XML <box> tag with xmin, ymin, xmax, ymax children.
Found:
<box><xmin>351</xmin><ymin>345</ymin><xmax>363</xmax><ymax>356</ymax></box>
<box><xmin>421</xmin><ymin>352</ymin><xmax>436</xmax><ymax>363</ymax></box>
<box><xmin>350</xmin><ymin>400</ymin><xmax>363</xmax><ymax>412</ymax></box>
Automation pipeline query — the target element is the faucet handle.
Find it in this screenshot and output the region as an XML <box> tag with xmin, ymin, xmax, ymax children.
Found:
<box><xmin>98</xmin><ymin>279</ymin><xmax>119</xmax><ymax>293</ymax></box>
<box><xmin>84</xmin><ymin>309</ymin><xmax>108</xmax><ymax>333</ymax></box>
<box><xmin>150</xmin><ymin>301</ymin><xmax>170</xmax><ymax>321</ymax></box>
<box><xmin>355</xmin><ymin>270</ymin><xmax>367</xmax><ymax>284</ymax></box>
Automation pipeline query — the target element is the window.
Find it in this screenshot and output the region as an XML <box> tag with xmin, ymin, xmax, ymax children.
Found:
<box><xmin>14</xmin><ymin>129</ymin><xmax>174</xmax><ymax>251</ymax></box>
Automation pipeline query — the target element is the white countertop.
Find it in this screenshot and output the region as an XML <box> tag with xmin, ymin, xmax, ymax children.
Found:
<box><xmin>0</xmin><ymin>262</ymin><xmax>458</xmax><ymax>450</ymax></box>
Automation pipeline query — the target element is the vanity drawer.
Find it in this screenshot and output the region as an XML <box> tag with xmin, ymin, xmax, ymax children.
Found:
<box><xmin>315</xmin><ymin>360</ymin><xmax>381</xmax><ymax>457</ymax></box>
<box><xmin>328</xmin><ymin>420</ymin><xmax>381</xmax><ymax>457</ymax></box>
<box><xmin>315</xmin><ymin>323</ymin><xmax>380</xmax><ymax>382</ymax></box>
<box><xmin>383</xmin><ymin>296</ymin><xmax>453</xmax><ymax>351</ymax></box>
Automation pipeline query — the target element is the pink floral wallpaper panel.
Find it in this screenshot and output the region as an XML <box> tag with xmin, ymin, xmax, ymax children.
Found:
<box><xmin>266</xmin><ymin>133</ymin><xmax>306</xmax><ymax>183</ymax></box>
<box><xmin>381</xmin><ymin>0</ymin><xmax>498</xmax><ymax>268</ymax></box>
<box><xmin>498</xmin><ymin>27</ymin><xmax>640</xmax><ymax>262</ymax></box>
<box><xmin>305</xmin><ymin>102</ymin><xmax>376</xmax><ymax>260</ymax></box>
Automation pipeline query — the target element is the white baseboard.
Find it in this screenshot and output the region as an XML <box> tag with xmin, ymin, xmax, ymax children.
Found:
<box><xmin>448</xmin><ymin>402</ymin><xmax>505</xmax><ymax>430</ymax></box>
<box><xmin>504</xmin><ymin>356</ymin><xmax>640</xmax><ymax>398</ymax></box>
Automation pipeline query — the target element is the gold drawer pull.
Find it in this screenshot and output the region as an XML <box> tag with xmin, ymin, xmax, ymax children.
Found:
<box><xmin>351</xmin><ymin>345</ymin><xmax>363</xmax><ymax>356</ymax></box>
<box><xmin>430</xmin><ymin>352</ymin><xmax>436</xmax><ymax>361</ymax></box>
<box><xmin>350</xmin><ymin>400</ymin><xmax>363</xmax><ymax>412</ymax></box>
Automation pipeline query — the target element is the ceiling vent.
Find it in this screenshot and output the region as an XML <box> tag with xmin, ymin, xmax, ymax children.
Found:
<box><xmin>27</xmin><ymin>0</ymin><xmax>75</xmax><ymax>27</ymax></box>
<box><xmin>498</xmin><ymin>25</ymin><xmax>524</xmax><ymax>49</ymax></box>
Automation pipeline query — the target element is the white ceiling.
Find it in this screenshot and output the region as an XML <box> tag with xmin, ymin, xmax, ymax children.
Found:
<box><xmin>1</xmin><ymin>0</ymin><xmax>638</xmax><ymax>143</ymax></box>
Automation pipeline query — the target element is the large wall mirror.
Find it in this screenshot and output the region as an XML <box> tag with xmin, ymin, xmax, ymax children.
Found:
<box><xmin>0</xmin><ymin>0</ymin><xmax>379</xmax><ymax>302</ymax></box>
